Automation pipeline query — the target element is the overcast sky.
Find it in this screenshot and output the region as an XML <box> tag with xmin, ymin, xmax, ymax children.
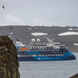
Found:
<box><xmin>0</xmin><ymin>0</ymin><xmax>78</xmax><ymax>26</ymax></box>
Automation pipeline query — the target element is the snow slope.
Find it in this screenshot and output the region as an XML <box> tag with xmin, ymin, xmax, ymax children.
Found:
<box><xmin>58</xmin><ymin>31</ymin><xmax>78</xmax><ymax>36</ymax></box>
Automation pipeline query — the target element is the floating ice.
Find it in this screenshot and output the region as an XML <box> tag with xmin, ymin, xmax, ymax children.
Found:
<box><xmin>31</xmin><ymin>32</ymin><xmax>48</xmax><ymax>36</ymax></box>
<box><xmin>58</xmin><ymin>31</ymin><xmax>78</xmax><ymax>36</ymax></box>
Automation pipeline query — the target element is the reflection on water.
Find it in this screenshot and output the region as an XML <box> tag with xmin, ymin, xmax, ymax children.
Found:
<box><xmin>19</xmin><ymin>53</ymin><xmax>78</xmax><ymax>78</ymax></box>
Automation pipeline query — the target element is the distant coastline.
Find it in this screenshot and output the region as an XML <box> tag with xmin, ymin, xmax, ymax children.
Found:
<box><xmin>0</xmin><ymin>26</ymin><xmax>78</xmax><ymax>52</ymax></box>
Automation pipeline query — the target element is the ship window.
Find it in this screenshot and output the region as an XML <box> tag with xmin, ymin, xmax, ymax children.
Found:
<box><xmin>51</xmin><ymin>54</ymin><xmax>53</xmax><ymax>56</ymax></box>
<box><xmin>21</xmin><ymin>52</ymin><xmax>23</xmax><ymax>55</ymax></box>
<box><xmin>32</xmin><ymin>47</ymin><xmax>33</xmax><ymax>49</ymax></box>
<box><xmin>48</xmin><ymin>55</ymin><xmax>50</xmax><ymax>56</ymax></box>
<box><xmin>52</xmin><ymin>54</ymin><xmax>54</xmax><ymax>56</ymax></box>
<box><xmin>61</xmin><ymin>52</ymin><xmax>63</xmax><ymax>54</ymax></box>
<box><xmin>49</xmin><ymin>51</ymin><xmax>51</xmax><ymax>54</ymax></box>
<box><xmin>32</xmin><ymin>55</ymin><xmax>36</xmax><ymax>56</ymax></box>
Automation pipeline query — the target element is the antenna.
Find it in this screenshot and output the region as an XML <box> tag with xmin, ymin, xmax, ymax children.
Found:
<box><xmin>46</xmin><ymin>37</ymin><xmax>54</xmax><ymax>43</ymax></box>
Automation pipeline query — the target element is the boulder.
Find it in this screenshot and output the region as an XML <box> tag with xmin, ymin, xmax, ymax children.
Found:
<box><xmin>0</xmin><ymin>35</ymin><xmax>20</xmax><ymax>78</ymax></box>
<box><xmin>70</xmin><ymin>73</ymin><xmax>78</xmax><ymax>78</ymax></box>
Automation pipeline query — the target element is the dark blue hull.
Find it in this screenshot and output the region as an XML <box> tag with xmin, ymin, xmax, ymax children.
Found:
<box><xmin>18</xmin><ymin>51</ymin><xmax>76</xmax><ymax>61</ymax></box>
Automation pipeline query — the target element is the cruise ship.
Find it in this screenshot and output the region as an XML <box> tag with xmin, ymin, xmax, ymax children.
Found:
<box><xmin>16</xmin><ymin>38</ymin><xmax>76</xmax><ymax>61</ymax></box>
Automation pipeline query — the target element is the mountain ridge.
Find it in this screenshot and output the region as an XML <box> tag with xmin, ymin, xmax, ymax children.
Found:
<box><xmin>0</xmin><ymin>26</ymin><xmax>78</xmax><ymax>52</ymax></box>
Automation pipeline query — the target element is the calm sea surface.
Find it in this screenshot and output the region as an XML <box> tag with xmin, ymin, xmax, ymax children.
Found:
<box><xmin>19</xmin><ymin>53</ymin><xmax>78</xmax><ymax>78</ymax></box>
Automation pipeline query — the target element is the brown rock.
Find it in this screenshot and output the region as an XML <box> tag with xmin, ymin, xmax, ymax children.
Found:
<box><xmin>70</xmin><ymin>73</ymin><xmax>78</xmax><ymax>78</ymax></box>
<box><xmin>0</xmin><ymin>35</ymin><xmax>20</xmax><ymax>78</ymax></box>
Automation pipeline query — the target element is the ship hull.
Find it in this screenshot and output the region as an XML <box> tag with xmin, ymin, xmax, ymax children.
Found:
<box><xmin>18</xmin><ymin>51</ymin><xmax>76</xmax><ymax>61</ymax></box>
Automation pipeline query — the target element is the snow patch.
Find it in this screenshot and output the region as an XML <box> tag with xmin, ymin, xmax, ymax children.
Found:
<box><xmin>68</xmin><ymin>28</ymin><xmax>78</xmax><ymax>31</ymax></box>
<box><xmin>73</xmin><ymin>43</ymin><xmax>78</xmax><ymax>46</ymax></box>
<box><xmin>9</xmin><ymin>32</ymin><xmax>14</xmax><ymax>35</ymax></box>
<box><xmin>58</xmin><ymin>31</ymin><xmax>78</xmax><ymax>36</ymax></box>
<box><xmin>31</xmin><ymin>32</ymin><xmax>48</xmax><ymax>36</ymax></box>
<box><xmin>28</xmin><ymin>28</ymin><xmax>32</xmax><ymax>30</ymax></box>
<box><xmin>68</xmin><ymin>28</ymin><xmax>73</xmax><ymax>30</ymax></box>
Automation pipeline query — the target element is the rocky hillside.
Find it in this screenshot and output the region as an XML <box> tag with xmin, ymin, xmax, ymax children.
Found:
<box><xmin>0</xmin><ymin>35</ymin><xmax>20</xmax><ymax>78</ymax></box>
<box><xmin>0</xmin><ymin>26</ymin><xmax>78</xmax><ymax>52</ymax></box>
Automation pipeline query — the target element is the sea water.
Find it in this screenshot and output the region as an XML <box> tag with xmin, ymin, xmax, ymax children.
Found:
<box><xmin>19</xmin><ymin>53</ymin><xmax>78</xmax><ymax>78</ymax></box>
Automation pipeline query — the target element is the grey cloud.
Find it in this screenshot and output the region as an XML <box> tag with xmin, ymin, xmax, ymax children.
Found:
<box><xmin>0</xmin><ymin>0</ymin><xmax>78</xmax><ymax>26</ymax></box>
